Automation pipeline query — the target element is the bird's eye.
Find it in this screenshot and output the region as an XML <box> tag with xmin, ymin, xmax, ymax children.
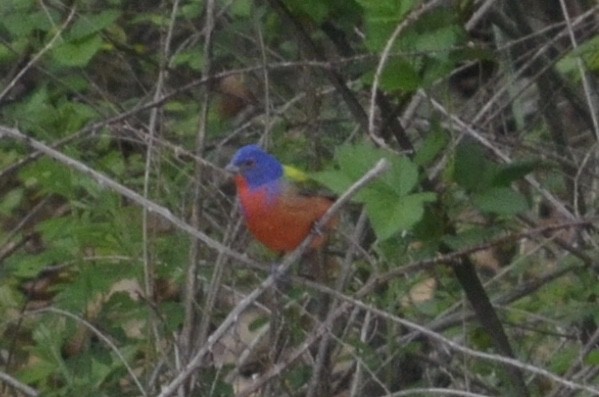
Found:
<box><xmin>242</xmin><ymin>159</ymin><xmax>255</xmax><ymax>168</ymax></box>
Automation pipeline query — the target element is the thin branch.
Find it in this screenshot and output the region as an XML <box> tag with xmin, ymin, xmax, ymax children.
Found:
<box><xmin>558</xmin><ymin>0</ymin><xmax>599</xmax><ymax>141</ymax></box>
<box><xmin>266</xmin><ymin>0</ymin><xmax>370</xmax><ymax>133</ymax></box>
<box><xmin>386</xmin><ymin>388</ymin><xmax>493</xmax><ymax>397</ymax></box>
<box><xmin>156</xmin><ymin>159</ymin><xmax>391</xmax><ymax>397</ymax></box>
<box><xmin>429</xmin><ymin>97</ymin><xmax>576</xmax><ymax>220</ymax></box>
<box><xmin>367</xmin><ymin>0</ymin><xmax>445</xmax><ymax>142</ymax></box>
<box><xmin>142</xmin><ymin>0</ymin><xmax>180</xmax><ymax>360</ymax></box>
<box><xmin>0</xmin><ymin>371</ymin><xmax>39</xmax><ymax>397</ymax></box>
<box><xmin>0</xmin><ymin>7</ymin><xmax>76</xmax><ymax>103</ymax></box>
<box><xmin>182</xmin><ymin>0</ymin><xmax>215</xmax><ymax>370</ymax></box>
<box><xmin>32</xmin><ymin>307</ymin><xmax>147</xmax><ymax>396</ymax></box>
<box><xmin>0</xmin><ymin>125</ymin><xmax>255</xmax><ymax>267</ymax></box>
<box><xmin>302</xmin><ymin>281</ymin><xmax>599</xmax><ymax>396</ymax></box>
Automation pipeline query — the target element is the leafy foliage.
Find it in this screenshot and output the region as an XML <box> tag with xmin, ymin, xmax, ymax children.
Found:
<box><xmin>0</xmin><ymin>0</ymin><xmax>598</xmax><ymax>396</ymax></box>
<box><xmin>316</xmin><ymin>142</ymin><xmax>436</xmax><ymax>239</ymax></box>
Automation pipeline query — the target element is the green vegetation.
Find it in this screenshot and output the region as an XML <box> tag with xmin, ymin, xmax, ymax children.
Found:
<box><xmin>0</xmin><ymin>0</ymin><xmax>598</xmax><ymax>396</ymax></box>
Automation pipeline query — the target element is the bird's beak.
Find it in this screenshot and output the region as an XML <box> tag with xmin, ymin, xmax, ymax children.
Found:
<box><xmin>224</xmin><ymin>163</ymin><xmax>239</xmax><ymax>174</ymax></box>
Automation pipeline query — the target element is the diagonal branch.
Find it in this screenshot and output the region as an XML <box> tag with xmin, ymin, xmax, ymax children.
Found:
<box><xmin>155</xmin><ymin>158</ymin><xmax>390</xmax><ymax>397</ymax></box>
<box><xmin>0</xmin><ymin>371</ymin><xmax>39</xmax><ymax>397</ymax></box>
<box><xmin>0</xmin><ymin>125</ymin><xmax>253</xmax><ymax>266</ymax></box>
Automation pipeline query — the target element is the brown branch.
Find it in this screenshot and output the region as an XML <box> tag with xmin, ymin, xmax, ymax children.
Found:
<box><xmin>0</xmin><ymin>125</ymin><xmax>254</xmax><ymax>267</ymax></box>
<box><xmin>155</xmin><ymin>159</ymin><xmax>391</xmax><ymax>397</ymax></box>
<box><xmin>265</xmin><ymin>0</ymin><xmax>370</xmax><ymax>133</ymax></box>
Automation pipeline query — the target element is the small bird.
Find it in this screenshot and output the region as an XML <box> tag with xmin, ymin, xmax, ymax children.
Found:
<box><xmin>226</xmin><ymin>145</ymin><xmax>334</xmax><ymax>253</ymax></box>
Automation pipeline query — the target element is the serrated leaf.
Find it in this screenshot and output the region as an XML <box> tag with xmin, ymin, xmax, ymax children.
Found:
<box><xmin>53</xmin><ymin>34</ymin><xmax>103</xmax><ymax>67</ymax></box>
<box><xmin>358</xmin><ymin>0</ymin><xmax>417</xmax><ymax>52</ymax></box>
<box><xmin>316</xmin><ymin>143</ymin><xmax>433</xmax><ymax>239</ymax></box>
<box><xmin>316</xmin><ymin>143</ymin><xmax>420</xmax><ymax>200</ymax></box>
<box><xmin>335</xmin><ymin>143</ymin><xmax>383</xmax><ymax>180</ymax></box>
<box><xmin>313</xmin><ymin>169</ymin><xmax>354</xmax><ymax>195</ymax></box>
<box><xmin>383</xmin><ymin>155</ymin><xmax>419</xmax><ymax>196</ymax></box>
<box><xmin>365</xmin><ymin>191</ymin><xmax>435</xmax><ymax>240</ymax></box>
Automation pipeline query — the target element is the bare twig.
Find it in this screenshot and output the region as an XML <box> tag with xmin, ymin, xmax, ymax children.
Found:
<box><xmin>429</xmin><ymin>97</ymin><xmax>576</xmax><ymax>220</ymax></box>
<box><xmin>142</xmin><ymin>0</ymin><xmax>180</xmax><ymax>362</ymax></box>
<box><xmin>0</xmin><ymin>371</ymin><xmax>39</xmax><ymax>397</ymax></box>
<box><xmin>182</xmin><ymin>0</ymin><xmax>215</xmax><ymax>372</ymax></box>
<box><xmin>0</xmin><ymin>8</ymin><xmax>76</xmax><ymax>103</ymax></box>
<box><xmin>558</xmin><ymin>0</ymin><xmax>599</xmax><ymax>141</ymax></box>
<box><xmin>0</xmin><ymin>125</ymin><xmax>255</xmax><ymax>267</ymax></box>
<box><xmin>156</xmin><ymin>159</ymin><xmax>391</xmax><ymax>397</ymax></box>
<box><xmin>32</xmin><ymin>307</ymin><xmax>147</xmax><ymax>396</ymax></box>
<box><xmin>297</xmin><ymin>279</ymin><xmax>599</xmax><ymax>397</ymax></box>
<box><xmin>367</xmin><ymin>0</ymin><xmax>444</xmax><ymax>144</ymax></box>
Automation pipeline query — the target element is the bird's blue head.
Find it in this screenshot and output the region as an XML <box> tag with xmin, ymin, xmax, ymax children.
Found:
<box><xmin>226</xmin><ymin>145</ymin><xmax>284</xmax><ymax>189</ymax></box>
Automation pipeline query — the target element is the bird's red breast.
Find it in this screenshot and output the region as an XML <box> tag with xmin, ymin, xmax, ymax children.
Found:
<box><xmin>234</xmin><ymin>175</ymin><xmax>334</xmax><ymax>253</ymax></box>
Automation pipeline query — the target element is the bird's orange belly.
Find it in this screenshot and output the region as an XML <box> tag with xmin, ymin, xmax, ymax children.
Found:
<box><xmin>246</xmin><ymin>213</ymin><xmax>314</xmax><ymax>252</ymax></box>
<box><xmin>243</xmin><ymin>197</ymin><xmax>332</xmax><ymax>253</ymax></box>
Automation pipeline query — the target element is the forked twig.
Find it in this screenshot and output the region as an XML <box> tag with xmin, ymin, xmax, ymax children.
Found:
<box><xmin>156</xmin><ymin>159</ymin><xmax>390</xmax><ymax>397</ymax></box>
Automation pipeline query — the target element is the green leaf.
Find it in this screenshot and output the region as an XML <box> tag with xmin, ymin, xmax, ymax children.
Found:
<box><xmin>584</xmin><ymin>350</ymin><xmax>599</xmax><ymax>366</ymax></box>
<box><xmin>551</xmin><ymin>348</ymin><xmax>578</xmax><ymax>374</ymax></box>
<box><xmin>1</xmin><ymin>11</ymin><xmax>53</xmax><ymax>37</ymax></box>
<box><xmin>0</xmin><ymin>187</ymin><xmax>23</xmax><ymax>215</ymax></box>
<box><xmin>315</xmin><ymin>143</ymin><xmax>433</xmax><ymax>240</ymax></box>
<box><xmin>492</xmin><ymin>160</ymin><xmax>539</xmax><ymax>186</ymax></box>
<box><xmin>357</xmin><ymin>0</ymin><xmax>417</xmax><ymax>52</ymax></box>
<box><xmin>335</xmin><ymin>143</ymin><xmax>383</xmax><ymax>180</ymax></box>
<box><xmin>25</xmin><ymin>322</ymin><xmax>72</xmax><ymax>384</ymax></box>
<box><xmin>410</xmin><ymin>23</ymin><xmax>462</xmax><ymax>54</ymax></box>
<box><xmin>18</xmin><ymin>355</ymin><xmax>58</xmax><ymax>384</ymax></box>
<box><xmin>53</xmin><ymin>34</ymin><xmax>104</xmax><ymax>67</ymax></box>
<box><xmin>442</xmin><ymin>226</ymin><xmax>501</xmax><ymax>251</ymax></box>
<box><xmin>172</xmin><ymin>50</ymin><xmax>204</xmax><ymax>71</ymax></box>
<box><xmin>473</xmin><ymin>187</ymin><xmax>529</xmax><ymax>215</ymax></box>
<box><xmin>557</xmin><ymin>34</ymin><xmax>599</xmax><ymax>75</ymax></box>
<box><xmin>181</xmin><ymin>2</ymin><xmax>203</xmax><ymax>18</ymax></box>
<box><xmin>365</xmin><ymin>190</ymin><xmax>435</xmax><ymax>240</ymax></box>
<box><xmin>0</xmin><ymin>42</ymin><xmax>18</xmax><ymax>64</ymax></box>
<box><xmin>69</xmin><ymin>10</ymin><xmax>121</xmax><ymax>40</ymax></box>
<box><xmin>362</xmin><ymin>59</ymin><xmax>421</xmax><ymax>92</ymax></box>
<box><xmin>312</xmin><ymin>169</ymin><xmax>354</xmax><ymax>195</ymax></box>
<box><xmin>20</xmin><ymin>157</ymin><xmax>75</xmax><ymax>197</ymax></box>
<box><xmin>285</xmin><ymin>0</ymin><xmax>330</xmax><ymax>23</ymax></box>
<box><xmin>315</xmin><ymin>143</ymin><xmax>417</xmax><ymax>200</ymax></box>
<box><xmin>454</xmin><ymin>142</ymin><xmax>497</xmax><ymax>192</ymax></box>
<box><xmin>383</xmin><ymin>155</ymin><xmax>419</xmax><ymax>196</ymax></box>
<box><xmin>0</xmin><ymin>0</ymin><xmax>36</xmax><ymax>12</ymax></box>
<box><xmin>414</xmin><ymin>128</ymin><xmax>448</xmax><ymax>167</ymax></box>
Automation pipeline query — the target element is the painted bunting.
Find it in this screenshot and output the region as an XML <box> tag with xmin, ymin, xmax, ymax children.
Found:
<box><xmin>226</xmin><ymin>145</ymin><xmax>334</xmax><ymax>253</ymax></box>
